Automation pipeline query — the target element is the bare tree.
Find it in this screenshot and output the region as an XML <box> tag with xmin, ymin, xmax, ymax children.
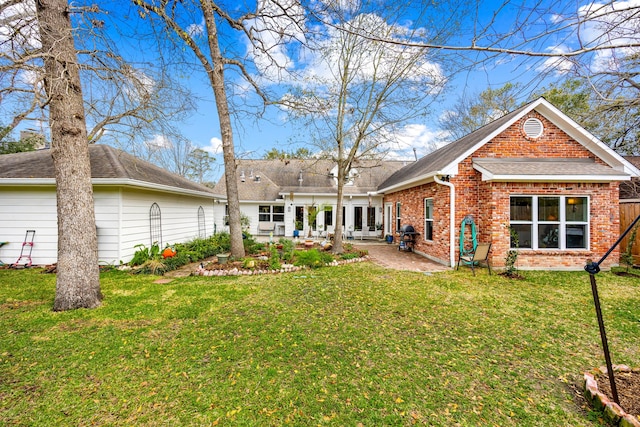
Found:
<box><xmin>0</xmin><ymin>1</ymin><xmax>195</xmax><ymax>158</ymax></box>
<box><xmin>335</xmin><ymin>1</ymin><xmax>640</xmax><ymax>153</ymax></box>
<box><xmin>131</xmin><ymin>0</ymin><xmax>305</xmax><ymax>258</ymax></box>
<box><xmin>280</xmin><ymin>2</ymin><xmax>453</xmax><ymax>253</ymax></box>
<box><xmin>36</xmin><ymin>0</ymin><xmax>101</xmax><ymax>311</ymax></box>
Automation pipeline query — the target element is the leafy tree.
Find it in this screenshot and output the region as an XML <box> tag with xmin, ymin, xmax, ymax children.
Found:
<box><xmin>36</xmin><ymin>0</ymin><xmax>101</xmax><ymax>311</ymax></box>
<box><xmin>439</xmin><ymin>83</ymin><xmax>521</xmax><ymax>141</ymax></box>
<box><xmin>0</xmin><ymin>127</ymin><xmax>39</xmax><ymax>154</ymax></box>
<box><xmin>263</xmin><ymin>147</ymin><xmax>314</xmax><ymax>159</ymax></box>
<box><xmin>185</xmin><ymin>148</ymin><xmax>215</xmax><ymax>184</ymax></box>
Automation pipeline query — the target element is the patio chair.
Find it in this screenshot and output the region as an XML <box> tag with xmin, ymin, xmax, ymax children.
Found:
<box><xmin>457</xmin><ymin>242</ymin><xmax>492</xmax><ymax>276</ymax></box>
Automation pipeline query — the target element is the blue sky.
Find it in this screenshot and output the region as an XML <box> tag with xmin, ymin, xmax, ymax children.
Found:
<box><xmin>170</xmin><ymin>0</ymin><xmax>610</xmax><ymax>164</ymax></box>
<box><xmin>2</xmin><ymin>0</ymin><xmax>637</xmax><ymax>180</ymax></box>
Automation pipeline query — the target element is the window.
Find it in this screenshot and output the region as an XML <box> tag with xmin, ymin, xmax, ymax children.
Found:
<box><xmin>149</xmin><ymin>203</ymin><xmax>162</xmax><ymax>247</ymax></box>
<box><xmin>396</xmin><ymin>202</ymin><xmax>401</xmax><ymax>232</ymax></box>
<box><xmin>258</xmin><ymin>205</ymin><xmax>285</xmax><ymax>222</ymax></box>
<box><xmin>324</xmin><ymin>207</ymin><xmax>333</xmax><ymax>226</ymax></box>
<box><xmin>224</xmin><ymin>205</ymin><xmax>229</xmax><ymax>226</ymax></box>
<box><xmin>424</xmin><ymin>198</ymin><xmax>433</xmax><ymax>241</ymax></box>
<box><xmin>367</xmin><ymin>207</ymin><xmax>376</xmax><ymax>230</ymax></box>
<box><xmin>354</xmin><ymin>206</ymin><xmax>363</xmax><ymax>231</ymax></box>
<box><xmin>198</xmin><ymin>206</ymin><xmax>206</xmax><ymax>238</ymax></box>
<box><xmin>273</xmin><ymin>206</ymin><xmax>284</xmax><ymax>222</ymax></box>
<box><xmin>259</xmin><ymin>205</ymin><xmax>271</xmax><ymax>222</ymax></box>
<box><xmin>509</xmin><ymin>196</ymin><xmax>588</xmax><ymax>250</ymax></box>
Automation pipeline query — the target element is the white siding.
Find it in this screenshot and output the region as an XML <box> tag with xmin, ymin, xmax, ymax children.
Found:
<box><xmin>0</xmin><ymin>187</ymin><xmax>58</xmax><ymax>265</ymax></box>
<box><xmin>119</xmin><ymin>189</ymin><xmax>215</xmax><ymax>263</ymax></box>
<box><xmin>0</xmin><ymin>185</ymin><xmax>217</xmax><ymax>266</ymax></box>
<box><xmin>94</xmin><ymin>188</ymin><xmax>123</xmax><ymax>265</ymax></box>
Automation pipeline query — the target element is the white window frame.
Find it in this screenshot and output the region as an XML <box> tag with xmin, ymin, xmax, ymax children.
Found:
<box><xmin>509</xmin><ymin>195</ymin><xmax>589</xmax><ymax>250</ymax></box>
<box><xmin>424</xmin><ymin>198</ymin><xmax>434</xmax><ymax>241</ymax></box>
<box><xmin>258</xmin><ymin>205</ymin><xmax>285</xmax><ymax>222</ymax></box>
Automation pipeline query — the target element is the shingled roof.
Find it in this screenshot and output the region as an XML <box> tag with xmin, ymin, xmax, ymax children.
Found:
<box><xmin>377</xmin><ymin>102</ymin><xmax>531</xmax><ymax>192</ymax></box>
<box><xmin>0</xmin><ymin>144</ymin><xmax>220</xmax><ymax>197</ymax></box>
<box><xmin>377</xmin><ymin>97</ymin><xmax>638</xmax><ymax>192</ymax></box>
<box><xmin>212</xmin><ymin>158</ymin><xmax>407</xmax><ymax>201</ymax></box>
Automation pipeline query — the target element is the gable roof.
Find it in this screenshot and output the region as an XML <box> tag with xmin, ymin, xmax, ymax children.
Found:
<box><xmin>213</xmin><ymin>158</ymin><xmax>407</xmax><ymax>201</ymax></box>
<box><xmin>0</xmin><ymin>144</ymin><xmax>221</xmax><ymax>198</ymax></box>
<box><xmin>378</xmin><ymin>97</ymin><xmax>640</xmax><ymax>193</ymax></box>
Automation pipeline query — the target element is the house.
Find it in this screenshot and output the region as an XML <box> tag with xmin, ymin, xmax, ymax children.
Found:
<box><xmin>0</xmin><ymin>144</ymin><xmax>223</xmax><ymax>265</ymax></box>
<box><xmin>377</xmin><ymin>97</ymin><xmax>640</xmax><ymax>270</ymax></box>
<box><xmin>212</xmin><ymin>159</ymin><xmax>406</xmax><ymax>239</ymax></box>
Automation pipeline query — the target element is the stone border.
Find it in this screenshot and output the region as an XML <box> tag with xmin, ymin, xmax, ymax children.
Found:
<box><xmin>583</xmin><ymin>365</ymin><xmax>640</xmax><ymax>426</ymax></box>
<box><xmin>193</xmin><ymin>256</ymin><xmax>369</xmax><ymax>277</ymax></box>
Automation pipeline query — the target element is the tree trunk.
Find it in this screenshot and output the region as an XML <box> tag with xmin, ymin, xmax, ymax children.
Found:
<box><xmin>37</xmin><ymin>0</ymin><xmax>102</xmax><ymax>311</ymax></box>
<box><xmin>332</xmin><ymin>161</ymin><xmax>347</xmax><ymax>254</ymax></box>
<box><xmin>201</xmin><ymin>2</ymin><xmax>245</xmax><ymax>258</ymax></box>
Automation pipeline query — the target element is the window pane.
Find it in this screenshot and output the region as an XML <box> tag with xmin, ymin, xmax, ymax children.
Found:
<box><xmin>273</xmin><ymin>206</ymin><xmax>284</xmax><ymax>214</ymax></box>
<box><xmin>538</xmin><ymin>224</ymin><xmax>559</xmax><ymax>248</ymax></box>
<box><xmin>538</xmin><ymin>197</ymin><xmax>559</xmax><ymax>221</ymax></box>
<box><xmin>566</xmin><ymin>197</ymin><xmax>587</xmax><ymax>222</ymax></box>
<box><xmin>325</xmin><ymin>208</ymin><xmax>333</xmax><ymax>226</ymax></box>
<box><xmin>425</xmin><ymin>221</ymin><xmax>433</xmax><ymax>240</ymax></box>
<box><xmin>259</xmin><ymin>205</ymin><xmax>270</xmax><ymax>213</ymax></box>
<box><xmin>273</xmin><ymin>214</ymin><xmax>284</xmax><ymax>222</ymax></box>
<box><xmin>425</xmin><ymin>199</ymin><xmax>433</xmax><ymax>219</ymax></box>
<box><xmin>259</xmin><ymin>213</ymin><xmax>270</xmax><ymax>222</ymax></box>
<box><xmin>511</xmin><ymin>224</ymin><xmax>531</xmax><ymax>248</ymax></box>
<box><xmin>367</xmin><ymin>207</ymin><xmax>376</xmax><ymax>228</ymax></box>
<box><xmin>566</xmin><ymin>225</ymin><xmax>586</xmax><ymax>248</ymax></box>
<box><xmin>354</xmin><ymin>206</ymin><xmax>362</xmax><ymax>231</ymax></box>
<box><xmin>510</xmin><ymin>197</ymin><xmax>532</xmax><ymax>221</ymax></box>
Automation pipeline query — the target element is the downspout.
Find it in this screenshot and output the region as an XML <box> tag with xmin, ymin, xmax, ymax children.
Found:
<box><xmin>433</xmin><ymin>174</ymin><xmax>455</xmax><ymax>268</ymax></box>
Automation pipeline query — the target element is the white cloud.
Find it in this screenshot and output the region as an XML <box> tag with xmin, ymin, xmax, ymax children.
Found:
<box><xmin>577</xmin><ymin>0</ymin><xmax>640</xmax><ymax>72</ymax></box>
<box><xmin>203</xmin><ymin>136</ymin><xmax>223</xmax><ymax>154</ymax></box>
<box><xmin>0</xmin><ymin>0</ymin><xmax>39</xmax><ymax>54</ymax></box>
<box><xmin>243</xmin><ymin>0</ymin><xmax>306</xmax><ymax>80</ymax></box>
<box><xmin>145</xmin><ymin>134</ymin><xmax>172</xmax><ymax>149</ymax></box>
<box><xmin>187</xmin><ymin>20</ymin><xmax>204</xmax><ymax>37</ymax></box>
<box><xmin>380</xmin><ymin>123</ymin><xmax>447</xmax><ymax>160</ymax></box>
<box><xmin>538</xmin><ymin>44</ymin><xmax>575</xmax><ymax>75</ymax></box>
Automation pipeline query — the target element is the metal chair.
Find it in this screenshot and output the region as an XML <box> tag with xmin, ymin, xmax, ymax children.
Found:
<box><xmin>457</xmin><ymin>242</ymin><xmax>492</xmax><ymax>276</ymax></box>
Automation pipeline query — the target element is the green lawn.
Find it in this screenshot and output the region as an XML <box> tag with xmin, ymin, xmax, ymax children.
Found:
<box><xmin>1</xmin><ymin>264</ymin><xmax>638</xmax><ymax>426</ymax></box>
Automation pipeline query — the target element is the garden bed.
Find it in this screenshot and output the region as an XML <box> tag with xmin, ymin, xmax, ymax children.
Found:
<box><xmin>584</xmin><ymin>365</ymin><xmax>640</xmax><ymax>426</ymax></box>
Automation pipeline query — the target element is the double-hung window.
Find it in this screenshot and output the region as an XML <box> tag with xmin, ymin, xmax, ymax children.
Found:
<box><xmin>258</xmin><ymin>205</ymin><xmax>285</xmax><ymax>222</ymax></box>
<box><xmin>424</xmin><ymin>198</ymin><xmax>434</xmax><ymax>241</ymax></box>
<box><xmin>395</xmin><ymin>202</ymin><xmax>401</xmax><ymax>232</ymax></box>
<box><xmin>509</xmin><ymin>196</ymin><xmax>588</xmax><ymax>250</ymax></box>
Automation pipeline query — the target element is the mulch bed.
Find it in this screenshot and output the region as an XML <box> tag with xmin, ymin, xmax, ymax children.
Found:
<box><xmin>595</xmin><ymin>371</ymin><xmax>640</xmax><ymax>419</ymax></box>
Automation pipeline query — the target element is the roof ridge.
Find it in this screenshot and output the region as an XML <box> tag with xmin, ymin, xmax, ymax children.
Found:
<box><xmin>95</xmin><ymin>144</ymin><xmax>131</xmax><ymax>179</ymax></box>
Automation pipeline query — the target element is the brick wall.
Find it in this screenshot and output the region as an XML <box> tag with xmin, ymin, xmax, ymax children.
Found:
<box><xmin>383</xmin><ymin>112</ymin><xmax>622</xmax><ymax>270</ymax></box>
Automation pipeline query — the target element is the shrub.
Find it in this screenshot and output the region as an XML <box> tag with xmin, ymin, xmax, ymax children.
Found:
<box><xmin>268</xmin><ymin>245</ymin><xmax>281</xmax><ymax>270</ymax></box>
<box><xmin>505</xmin><ymin>228</ymin><xmax>519</xmax><ymax>277</ymax></box>
<box><xmin>279</xmin><ymin>238</ymin><xmax>296</xmax><ymax>262</ymax></box>
<box><xmin>294</xmin><ymin>248</ymin><xmax>334</xmax><ymax>269</ymax></box>
<box><xmin>130</xmin><ymin>243</ymin><xmax>160</xmax><ymax>266</ymax></box>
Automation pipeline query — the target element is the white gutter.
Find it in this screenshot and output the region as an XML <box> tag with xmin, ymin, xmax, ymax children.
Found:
<box><xmin>0</xmin><ymin>178</ymin><xmax>222</xmax><ymax>199</ymax></box>
<box><xmin>433</xmin><ymin>174</ymin><xmax>455</xmax><ymax>268</ymax></box>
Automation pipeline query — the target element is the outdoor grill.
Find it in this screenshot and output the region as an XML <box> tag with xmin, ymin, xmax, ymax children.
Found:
<box><xmin>398</xmin><ymin>224</ymin><xmax>419</xmax><ymax>252</ymax></box>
